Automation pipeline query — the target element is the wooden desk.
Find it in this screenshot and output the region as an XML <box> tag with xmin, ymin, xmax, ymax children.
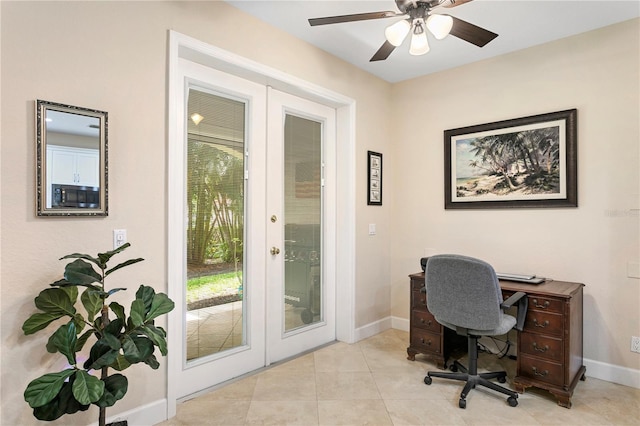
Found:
<box><xmin>408</xmin><ymin>272</ymin><xmax>586</xmax><ymax>408</ymax></box>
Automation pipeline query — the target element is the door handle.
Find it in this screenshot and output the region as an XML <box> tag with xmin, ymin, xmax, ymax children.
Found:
<box><xmin>270</xmin><ymin>247</ymin><xmax>281</xmax><ymax>255</ymax></box>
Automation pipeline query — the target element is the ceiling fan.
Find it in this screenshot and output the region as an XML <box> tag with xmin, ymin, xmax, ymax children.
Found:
<box><xmin>308</xmin><ymin>0</ymin><xmax>498</xmax><ymax>61</ymax></box>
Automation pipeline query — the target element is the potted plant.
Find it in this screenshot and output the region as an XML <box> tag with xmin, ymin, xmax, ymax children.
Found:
<box><xmin>22</xmin><ymin>243</ymin><xmax>174</xmax><ymax>426</ymax></box>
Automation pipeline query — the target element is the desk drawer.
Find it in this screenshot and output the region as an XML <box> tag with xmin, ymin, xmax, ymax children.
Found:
<box><xmin>524</xmin><ymin>311</ymin><xmax>563</xmax><ymax>336</ymax></box>
<box><xmin>528</xmin><ymin>296</ymin><xmax>564</xmax><ymax>314</ymax></box>
<box><xmin>411</xmin><ymin>328</ymin><xmax>441</xmax><ymax>355</ymax></box>
<box><xmin>412</xmin><ymin>290</ymin><xmax>427</xmax><ymax>310</ymax></box>
<box><xmin>411</xmin><ymin>277</ymin><xmax>425</xmax><ymax>291</ymax></box>
<box><xmin>411</xmin><ymin>310</ymin><xmax>441</xmax><ymax>333</ymax></box>
<box><xmin>519</xmin><ymin>354</ymin><xmax>564</xmax><ymax>387</ymax></box>
<box><xmin>520</xmin><ymin>332</ymin><xmax>563</xmax><ymax>361</ymax></box>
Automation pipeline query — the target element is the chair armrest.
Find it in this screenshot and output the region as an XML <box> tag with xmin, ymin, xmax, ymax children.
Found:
<box><xmin>501</xmin><ymin>291</ymin><xmax>528</xmax><ymax>331</ymax></box>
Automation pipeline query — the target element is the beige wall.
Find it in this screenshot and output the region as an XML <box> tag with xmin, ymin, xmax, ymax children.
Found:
<box><xmin>0</xmin><ymin>1</ymin><xmax>392</xmax><ymax>424</ymax></box>
<box><xmin>390</xmin><ymin>19</ymin><xmax>640</xmax><ymax>370</ymax></box>
<box><xmin>1</xmin><ymin>1</ymin><xmax>638</xmax><ymax>424</ymax></box>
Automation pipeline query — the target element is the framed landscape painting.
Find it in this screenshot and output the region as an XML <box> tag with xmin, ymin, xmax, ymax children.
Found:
<box><xmin>444</xmin><ymin>109</ymin><xmax>577</xmax><ymax>209</ymax></box>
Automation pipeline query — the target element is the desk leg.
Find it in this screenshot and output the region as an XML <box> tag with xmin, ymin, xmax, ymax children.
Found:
<box><xmin>407</xmin><ymin>347</ymin><xmax>417</xmax><ymax>361</ymax></box>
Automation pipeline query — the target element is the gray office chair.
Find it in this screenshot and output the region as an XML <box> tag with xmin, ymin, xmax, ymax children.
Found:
<box><xmin>423</xmin><ymin>254</ymin><xmax>528</xmax><ymax>408</ymax></box>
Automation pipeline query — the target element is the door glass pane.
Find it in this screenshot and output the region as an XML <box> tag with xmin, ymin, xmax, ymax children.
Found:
<box><xmin>186</xmin><ymin>88</ymin><xmax>245</xmax><ymax>360</ymax></box>
<box><xmin>283</xmin><ymin>114</ymin><xmax>322</xmax><ymax>332</ymax></box>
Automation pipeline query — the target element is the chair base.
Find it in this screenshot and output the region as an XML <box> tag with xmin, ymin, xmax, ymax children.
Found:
<box><xmin>424</xmin><ymin>336</ymin><xmax>519</xmax><ymax>408</ymax></box>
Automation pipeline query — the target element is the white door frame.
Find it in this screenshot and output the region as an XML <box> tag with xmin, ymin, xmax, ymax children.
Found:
<box><xmin>167</xmin><ymin>30</ymin><xmax>356</xmax><ymax>419</ymax></box>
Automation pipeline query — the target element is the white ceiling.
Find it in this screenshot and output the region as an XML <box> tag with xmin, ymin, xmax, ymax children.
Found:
<box><xmin>226</xmin><ymin>0</ymin><xmax>640</xmax><ymax>83</ymax></box>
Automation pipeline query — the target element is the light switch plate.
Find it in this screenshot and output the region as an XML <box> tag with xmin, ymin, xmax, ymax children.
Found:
<box><xmin>113</xmin><ymin>229</ymin><xmax>127</xmax><ymax>250</ymax></box>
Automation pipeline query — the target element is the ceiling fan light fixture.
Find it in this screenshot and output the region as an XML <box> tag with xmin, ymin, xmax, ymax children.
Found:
<box><xmin>426</xmin><ymin>14</ymin><xmax>454</xmax><ymax>40</ymax></box>
<box><xmin>384</xmin><ymin>19</ymin><xmax>411</xmax><ymax>46</ymax></box>
<box><xmin>409</xmin><ymin>26</ymin><xmax>430</xmax><ymax>56</ymax></box>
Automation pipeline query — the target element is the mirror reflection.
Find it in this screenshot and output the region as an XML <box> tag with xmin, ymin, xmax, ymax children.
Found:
<box><xmin>36</xmin><ymin>100</ymin><xmax>108</xmax><ymax>216</ymax></box>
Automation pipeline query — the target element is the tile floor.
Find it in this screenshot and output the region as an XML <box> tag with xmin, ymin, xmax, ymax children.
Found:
<box><xmin>160</xmin><ymin>329</ymin><xmax>640</xmax><ymax>425</ymax></box>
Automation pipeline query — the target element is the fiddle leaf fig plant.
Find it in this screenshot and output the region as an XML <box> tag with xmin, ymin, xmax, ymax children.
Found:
<box><xmin>22</xmin><ymin>243</ymin><xmax>174</xmax><ymax>426</ymax></box>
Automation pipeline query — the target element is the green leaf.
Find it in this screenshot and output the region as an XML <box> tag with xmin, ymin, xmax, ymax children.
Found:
<box><xmin>109</xmin><ymin>302</ymin><xmax>126</xmax><ymax>322</ymax></box>
<box><xmin>95</xmin><ymin>374</ymin><xmax>128</xmax><ymax>408</ymax></box>
<box><xmin>109</xmin><ymin>354</ymin><xmax>132</xmax><ymax>371</ymax></box>
<box><xmin>45</xmin><ymin>322</ymin><xmax>77</xmax><ymax>365</ymax></box>
<box><xmin>145</xmin><ymin>293</ymin><xmax>175</xmax><ymax>322</ymax></box>
<box><xmin>105</xmin><ymin>257</ymin><xmax>144</xmax><ymax>277</ymax></box>
<box><xmin>107</xmin><ymin>287</ymin><xmax>127</xmax><ymax>296</ymax></box>
<box><xmin>102</xmin><ymin>332</ymin><xmax>121</xmax><ymax>350</ymax></box>
<box><xmin>140</xmin><ymin>324</ymin><xmax>168</xmax><ymax>356</ymax></box>
<box><xmin>104</xmin><ymin>318</ymin><xmax>124</xmax><ymax>337</ymax></box>
<box><xmin>60</xmin><ymin>252</ymin><xmax>102</xmax><ymax>269</ymax></box>
<box><xmin>135</xmin><ymin>285</ymin><xmax>155</xmax><ymax>313</ymax></box>
<box><xmin>64</xmin><ymin>259</ymin><xmax>102</xmax><ymax>286</ymax></box>
<box><xmin>81</xmin><ymin>289</ymin><xmax>103</xmax><ymax>322</ymax></box>
<box><xmin>22</xmin><ymin>312</ymin><xmax>65</xmax><ymax>335</ymax></box>
<box><xmin>24</xmin><ymin>369</ymin><xmax>75</xmax><ymax>408</ymax></box>
<box><xmin>50</xmin><ymin>278</ymin><xmax>102</xmax><ymax>292</ymax></box>
<box><xmin>32</xmin><ymin>377</ymin><xmax>89</xmax><ymax>420</ymax></box>
<box><xmin>84</xmin><ymin>340</ymin><xmax>118</xmax><ymax>370</ymax></box>
<box><xmin>60</xmin><ymin>285</ymin><xmax>79</xmax><ymax>304</ymax></box>
<box><xmin>144</xmin><ymin>353</ymin><xmax>160</xmax><ymax>370</ymax></box>
<box><xmin>130</xmin><ymin>299</ymin><xmax>145</xmax><ymax>327</ymax></box>
<box><xmin>72</xmin><ymin>370</ymin><xmax>104</xmax><ymax>405</ymax></box>
<box><xmin>34</xmin><ymin>288</ymin><xmax>76</xmax><ymax>316</ymax></box>
<box><xmin>71</xmin><ymin>313</ymin><xmax>86</xmax><ymax>334</ymax></box>
<box><xmin>75</xmin><ymin>329</ymin><xmax>94</xmax><ymax>352</ymax></box>
<box><xmin>122</xmin><ymin>335</ymin><xmax>154</xmax><ymax>364</ymax></box>
<box><xmin>31</xmin><ymin>380</ymin><xmax>69</xmax><ymax>421</ymax></box>
<box><xmin>97</xmin><ymin>242</ymin><xmax>131</xmax><ymax>266</ymax></box>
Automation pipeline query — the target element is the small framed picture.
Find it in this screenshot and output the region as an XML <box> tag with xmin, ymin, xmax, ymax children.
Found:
<box><xmin>367</xmin><ymin>151</ymin><xmax>382</xmax><ymax>206</ymax></box>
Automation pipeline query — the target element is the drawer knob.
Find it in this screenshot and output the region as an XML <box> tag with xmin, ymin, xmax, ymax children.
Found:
<box><xmin>420</xmin><ymin>338</ymin><xmax>431</xmax><ymax>346</ymax></box>
<box><xmin>532</xmin><ymin>342</ymin><xmax>549</xmax><ymax>353</ymax></box>
<box><xmin>533</xmin><ymin>318</ymin><xmax>550</xmax><ymax>328</ymax></box>
<box><xmin>420</xmin><ymin>318</ymin><xmax>432</xmax><ymax>326</ymax></box>
<box><xmin>532</xmin><ymin>367</ymin><xmax>549</xmax><ymax>377</ymax></box>
<box><xmin>532</xmin><ymin>299</ymin><xmax>550</xmax><ymax>309</ymax></box>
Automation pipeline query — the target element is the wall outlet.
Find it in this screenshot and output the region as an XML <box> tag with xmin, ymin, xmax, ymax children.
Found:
<box><xmin>113</xmin><ymin>229</ymin><xmax>127</xmax><ymax>250</ymax></box>
<box><xmin>631</xmin><ymin>336</ymin><xmax>640</xmax><ymax>353</ymax></box>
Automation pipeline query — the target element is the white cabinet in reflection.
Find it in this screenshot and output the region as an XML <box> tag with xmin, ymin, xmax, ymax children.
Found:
<box><xmin>47</xmin><ymin>145</ymin><xmax>100</xmax><ymax>187</ymax></box>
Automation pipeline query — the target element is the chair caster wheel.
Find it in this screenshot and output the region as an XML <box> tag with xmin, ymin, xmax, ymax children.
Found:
<box><xmin>507</xmin><ymin>396</ymin><xmax>518</xmax><ymax>407</ymax></box>
<box><xmin>498</xmin><ymin>376</ymin><xmax>507</xmax><ymax>383</ymax></box>
<box><xmin>424</xmin><ymin>376</ymin><xmax>432</xmax><ymax>385</ymax></box>
<box><xmin>459</xmin><ymin>398</ymin><xmax>466</xmax><ymax>409</ymax></box>
<box><xmin>449</xmin><ymin>364</ymin><xmax>458</xmax><ymax>372</ymax></box>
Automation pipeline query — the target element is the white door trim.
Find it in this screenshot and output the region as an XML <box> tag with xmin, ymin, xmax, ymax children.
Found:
<box><xmin>167</xmin><ymin>30</ymin><xmax>356</xmax><ymax>419</ymax></box>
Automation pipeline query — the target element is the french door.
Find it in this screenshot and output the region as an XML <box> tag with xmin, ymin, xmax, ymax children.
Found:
<box><xmin>266</xmin><ymin>88</ymin><xmax>336</xmax><ymax>363</ymax></box>
<box><xmin>169</xmin><ymin>58</ymin><xmax>336</xmax><ymax>400</ymax></box>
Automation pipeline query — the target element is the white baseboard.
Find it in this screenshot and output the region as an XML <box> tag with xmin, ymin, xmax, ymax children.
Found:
<box><xmin>391</xmin><ymin>316</ymin><xmax>410</xmax><ymax>332</ymax></box>
<box><xmin>90</xmin><ymin>398</ymin><xmax>168</xmax><ymax>426</ymax></box>
<box><xmin>584</xmin><ymin>357</ymin><xmax>640</xmax><ymax>389</ymax></box>
<box><xmin>354</xmin><ymin>316</ymin><xmax>392</xmax><ymax>341</ymax></box>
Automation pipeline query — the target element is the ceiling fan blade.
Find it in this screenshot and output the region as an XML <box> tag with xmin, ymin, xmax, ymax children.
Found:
<box><xmin>309</xmin><ymin>11</ymin><xmax>400</xmax><ymax>26</ymax></box>
<box><xmin>449</xmin><ymin>16</ymin><xmax>498</xmax><ymax>47</ymax></box>
<box><xmin>442</xmin><ymin>0</ymin><xmax>474</xmax><ymax>8</ymax></box>
<box><xmin>370</xmin><ymin>40</ymin><xmax>396</xmax><ymax>62</ymax></box>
